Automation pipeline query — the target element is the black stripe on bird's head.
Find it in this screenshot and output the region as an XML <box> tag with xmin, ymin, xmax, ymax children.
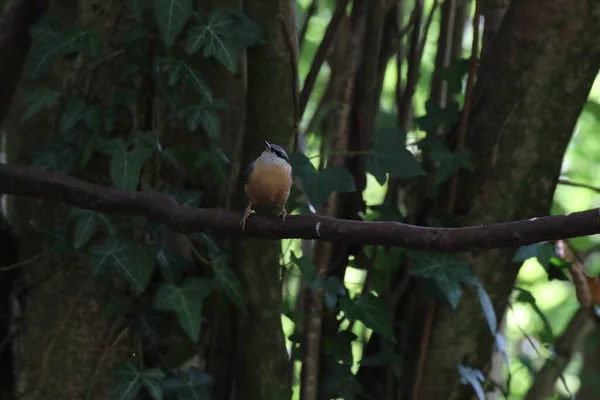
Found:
<box><xmin>264</xmin><ymin>141</ymin><xmax>290</xmax><ymax>164</ymax></box>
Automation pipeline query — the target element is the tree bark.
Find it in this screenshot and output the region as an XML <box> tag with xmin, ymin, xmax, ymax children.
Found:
<box><xmin>411</xmin><ymin>0</ymin><xmax>600</xmax><ymax>398</ymax></box>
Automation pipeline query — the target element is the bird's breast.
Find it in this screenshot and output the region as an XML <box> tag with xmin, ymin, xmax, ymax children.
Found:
<box><xmin>245</xmin><ymin>162</ymin><xmax>292</xmax><ymax>205</ymax></box>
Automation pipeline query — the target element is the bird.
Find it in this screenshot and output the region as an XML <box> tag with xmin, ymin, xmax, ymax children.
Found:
<box><xmin>240</xmin><ymin>141</ymin><xmax>293</xmax><ymax>230</ymax></box>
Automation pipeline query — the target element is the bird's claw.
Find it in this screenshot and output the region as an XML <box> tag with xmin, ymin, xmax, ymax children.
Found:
<box><xmin>277</xmin><ymin>206</ymin><xmax>287</xmax><ymax>224</ymax></box>
<box><xmin>240</xmin><ymin>206</ymin><xmax>256</xmax><ymax>231</ymax></box>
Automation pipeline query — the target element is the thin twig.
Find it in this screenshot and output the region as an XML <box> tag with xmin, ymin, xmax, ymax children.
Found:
<box><xmin>410</xmin><ymin>299</ymin><xmax>435</xmax><ymax>400</ymax></box>
<box><xmin>298</xmin><ymin>0</ymin><xmax>318</xmax><ymax>50</ymax></box>
<box><xmin>299</xmin><ymin>0</ymin><xmax>351</xmax><ymax>120</ymax></box>
<box><xmin>0</xmin><ymin>251</ymin><xmax>49</xmax><ymax>271</ymax></box>
<box><xmin>558</xmin><ymin>179</ymin><xmax>600</xmax><ymax>193</ymax></box>
<box><xmin>446</xmin><ymin>0</ymin><xmax>480</xmax><ymax>213</ymax></box>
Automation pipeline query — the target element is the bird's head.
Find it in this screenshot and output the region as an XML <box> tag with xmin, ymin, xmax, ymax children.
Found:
<box><xmin>261</xmin><ymin>141</ymin><xmax>290</xmax><ymax>165</ymax></box>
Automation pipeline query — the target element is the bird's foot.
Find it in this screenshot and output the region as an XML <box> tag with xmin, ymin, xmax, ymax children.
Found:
<box><xmin>277</xmin><ymin>206</ymin><xmax>287</xmax><ymax>224</ymax></box>
<box><xmin>240</xmin><ymin>204</ymin><xmax>256</xmax><ymax>231</ymax></box>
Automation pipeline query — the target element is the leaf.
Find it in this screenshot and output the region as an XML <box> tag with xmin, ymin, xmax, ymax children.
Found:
<box><xmin>59</xmin><ymin>96</ymin><xmax>87</xmax><ymax>133</ymax></box>
<box><xmin>21</xmin><ymin>86</ymin><xmax>61</xmax><ymax>122</ymax></box>
<box><xmin>437</xmin><ymin>57</ymin><xmax>469</xmax><ymax>94</ymax></box>
<box><xmin>89</xmin><ymin>237</ymin><xmax>155</xmax><ymax>294</ymax></box>
<box><xmin>60</xmin><ymin>28</ymin><xmax>103</xmax><ymax>57</ymax></box>
<box><xmin>290</xmin><ymin>251</ymin><xmax>321</xmax><ymax>289</ymax></box>
<box><xmin>289</xmin><ymin>153</ymin><xmax>356</xmax><ymax>211</ymax></box>
<box><xmin>110</xmin><ymin>360</ymin><xmax>166</xmax><ymax>400</ymax></box>
<box><xmin>407</xmin><ymin>250</ymin><xmax>474</xmax><ymax>309</ymax></box>
<box><xmin>156</xmin><ymin>247</ymin><xmax>194</xmax><ymax>283</ymax></box>
<box><xmin>72</xmin><ymin>209</ymin><xmax>98</xmax><ymax>249</ymax></box>
<box><xmin>513</xmin><ymin>242</ymin><xmax>569</xmax><ymax>281</ymax></box>
<box><xmin>41</xmin><ymin>225</ymin><xmax>72</xmax><ymax>254</ymax></box>
<box><xmin>514</xmin><ymin>287</ymin><xmax>555</xmax><ymax>342</ymax></box>
<box><xmin>127</xmin><ymin>0</ymin><xmax>147</xmax><ymax>22</ymax></box>
<box><xmin>209</xmin><ymin>250</ymin><xmax>246</xmax><ymax>313</ymax></box>
<box><xmin>414</xmin><ymin>100</ymin><xmax>460</xmax><ymax>132</ymax></box>
<box><xmin>186</xmin><ymin>8</ymin><xmax>263</xmax><ymax>72</ymax></box>
<box><xmin>183</xmin><ymin>65</ymin><xmax>213</xmax><ymax>102</ymax></box>
<box><xmin>182</xmin><ymin>103</ymin><xmax>222</xmax><ymax>139</ymax></box>
<box><xmin>457</xmin><ymin>364</ymin><xmax>486</xmax><ymax>400</ymax></box>
<box><xmin>166</xmin><ymin>187</ymin><xmax>203</xmax><ymax>207</ymax></box>
<box><xmin>162</xmin><ymin>367</ymin><xmax>213</xmax><ymax>399</ymax></box>
<box><xmin>344</xmin><ymin>293</ymin><xmax>395</xmax><ymax>342</ymax></box>
<box><xmin>367</xmin><ymin>129</ymin><xmax>425</xmax><ymax>185</ymax></box>
<box><xmin>464</xmin><ymin>277</ymin><xmax>497</xmax><ymax>334</ymax></box>
<box><xmin>128</xmin><ymin>302</ymin><xmax>164</xmax><ymax>340</ymax></box>
<box><xmin>323</xmin><ymin>276</ymin><xmax>346</xmax><ymax>309</ymax></box>
<box><xmin>320</xmin><ymin>363</ymin><xmax>362</xmax><ymax>400</ymax></box>
<box><xmin>153</xmin><ymin>0</ymin><xmax>193</xmax><ymax>47</ymax></box>
<box><xmin>32</xmin><ymin>139</ymin><xmax>77</xmax><ymax>174</ymax></box>
<box><xmin>109</xmin><ymin>142</ymin><xmax>153</xmax><ymax>191</ymax></box>
<box><xmin>154</xmin><ymin>277</ymin><xmax>213</xmax><ymax>342</ymax></box>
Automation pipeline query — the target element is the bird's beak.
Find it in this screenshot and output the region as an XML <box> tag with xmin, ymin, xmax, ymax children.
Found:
<box><xmin>264</xmin><ymin>141</ymin><xmax>272</xmax><ymax>152</ymax></box>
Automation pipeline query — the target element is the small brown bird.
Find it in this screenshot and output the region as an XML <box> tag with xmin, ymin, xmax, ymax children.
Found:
<box><xmin>240</xmin><ymin>141</ymin><xmax>293</xmax><ymax>230</ymax></box>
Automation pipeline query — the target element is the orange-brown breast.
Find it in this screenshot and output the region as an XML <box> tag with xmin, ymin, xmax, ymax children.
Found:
<box><xmin>245</xmin><ymin>162</ymin><xmax>292</xmax><ymax>205</ymax></box>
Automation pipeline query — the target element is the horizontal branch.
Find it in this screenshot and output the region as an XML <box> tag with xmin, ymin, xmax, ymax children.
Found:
<box><xmin>1</xmin><ymin>162</ymin><xmax>600</xmax><ymax>252</ymax></box>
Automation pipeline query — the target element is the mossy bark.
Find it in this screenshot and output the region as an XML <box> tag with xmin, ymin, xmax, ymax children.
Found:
<box><xmin>409</xmin><ymin>1</ymin><xmax>600</xmax><ymax>398</ymax></box>
<box><xmin>4</xmin><ymin>1</ymin><xmax>128</xmax><ymax>399</ymax></box>
<box><xmin>231</xmin><ymin>0</ymin><xmax>297</xmax><ymax>398</ymax></box>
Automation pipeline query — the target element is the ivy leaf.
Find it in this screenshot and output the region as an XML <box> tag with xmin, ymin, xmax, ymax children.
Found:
<box><xmin>41</xmin><ymin>225</ymin><xmax>72</xmax><ymax>254</ymax></box>
<box><xmin>159</xmin><ymin>57</ymin><xmax>214</xmax><ymax>101</ymax></box>
<box><xmin>110</xmin><ymin>360</ymin><xmax>166</xmax><ymax>400</ymax></box>
<box><xmin>32</xmin><ymin>138</ymin><xmax>77</xmax><ymax>174</ymax></box>
<box><xmin>70</xmin><ymin>209</ymin><xmax>98</xmax><ymax>249</ymax></box>
<box><xmin>154</xmin><ymin>278</ymin><xmax>213</xmax><ymax>342</ymax></box>
<box><xmin>166</xmin><ymin>187</ymin><xmax>203</xmax><ymax>208</ymax></box>
<box><xmin>153</xmin><ymin>0</ymin><xmax>193</xmax><ymax>47</ymax></box>
<box><xmin>407</xmin><ymin>250</ymin><xmax>474</xmax><ymax>309</ymax></box>
<box><xmin>109</xmin><ymin>141</ymin><xmax>153</xmax><ymax>191</ymax></box>
<box><xmin>60</xmin><ymin>28</ymin><xmax>103</xmax><ymax>57</ymax></box>
<box><xmin>290</xmin><ymin>153</ymin><xmax>356</xmax><ymax>211</ymax></box>
<box><xmin>89</xmin><ymin>237</ymin><xmax>155</xmax><ymax>294</ymax></box>
<box><xmin>424</xmin><ymin>141</ymin><xmax>474</xmax><ymax>191</ymax></box>
<box><xmin>513</xmin><ymin>242</ymin><xmax>569</xmax><ymax>281</ymax></box>
<box><xmin>21</xmin><ymin>86</ymin><xmax>61</xmax><ymax>122</ymax></box>
<box><xmin>156</xmin><ymin>247</ymin><xmax>193</xmax><ymax>283</ymax></box>
<box><xmin>162</xmin><ymin>367</ymin><xmax>213</xmax><ymax>399</ymax></box>
<box><xmin>320</xmin><ymin>363</ymin><xmax>362</xmax><ymax>400</ymax></box>
<box><xmin>461</xmin><ymin>275</ymin><xmax>498</xmax><ymax>334</ymax></box>
<box><xmin>209</xmin><ymin>250</ymin><xmax>246</xmax><ymax>313</ymax></box>
<box><xmin>25</xmin><ymin>14</ymin><xmax>63</xmax><ymax>78</ymax></box>
<box><xmin>186</xmin><ymin>9</ymin><xmax>263</xmax><ymax>72</ymax></box>
<box><xmin>343</xmin><ymin>293</ymin><xmax>395</xmax><ymax>342</ymax></box>
<box><xmin>128</xmin><ymin>302</ymin><xmax>164</xmax><ymax>341</ymax></box>
<box><xmin>437</xmin><ymin>57</ymin><xmax>469</xmax><ymax>94</ymax></box>
<box><xmin>182</xmin><ymin>102</ymin><xmax>225</xmax><ymax>140</ymax></box>
<box><xmin>59</xmin><ymin>96</ymin><xmax>87</xmax><ymax>133</ymax></box>
<box><xmin>515</xmin><ymin>287</ymin><xmax>555</xmax><ymax>342</ymax></box>
<box><xmin>367</xmin><ymin>129</ymin><xmax>425</xmax><ymax>185</ymax></box>
<box><xmin>127</xmin><ymin>0</ymin><xmax>147</xmax><ymax>23</ymax></box>
<box><xmin>414</xmin><ymin>100</ymin><xmax>460</xmax><ymax>132</ymax></box>
<box><xmin>290</xmin><ymin>251</ymin><xmax>321</xmax><ymax>290</ymax></box>
<box><xmin>323</xmin><ymin>276</ymin><xmax>346</xmax><ymax>310</ymax></box>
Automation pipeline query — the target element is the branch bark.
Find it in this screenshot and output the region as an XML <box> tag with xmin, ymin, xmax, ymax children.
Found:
<box><xmin>2</xmin><ymin>162</ymin><xmax>600</xmax><ymax>251</ymax></box>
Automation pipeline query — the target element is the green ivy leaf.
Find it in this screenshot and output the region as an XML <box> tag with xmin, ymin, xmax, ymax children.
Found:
<box><xmin>59</xmin><ymin>28</ymin><xmax>103</xmax><ymax>57</ymax></box>
<box><xmin>127</xmin><ymin>0</ymin><xmax>147</xmax><ymax>23</ymax></box>
<box><xmin>31</xmin><ymin>138</ymin><xmax>78</xmax><ymax>174</ymax></box>
<box><xmin>182</xmin><ymin>102</ymin><xmax>225</xmax><ymax>140</ymax></box>
<box><xmin>109</xmin><ymin>140</ymin><xmax>153</xmax><ymax>191</ymax></box>
<box><xmin>166</xmin><ymin>187</ymin><xmax>203</xmax><ymax>207</ymax></box>
<box><xmin>289</xmin><ymin>153</ymin><xmax>356</xmax><ymax>211</ymax></box>
<box><xmin>290</xmin><ymin>251</ymin><xmax>321</xmax><ymax>289</ymax></box>
<box><xmin>21</xmin><ymin>86</ymin><xmax>61</xmax><ymax>122</ymax></box>
<box><xmin>209</xmin><ymin>250</ymin><xmax>246</xmax><ymax>313</ymax></box>
<box><xmin>345</xmin><ymin>293</ymin><xmax>395</xmax><ymax>342</ymax></box>
<box><xmin>320</xmin><ymin>363</ymin><xmax>362</xmax><ymax>400</ymax></box>
<box><xmin>153</xmin><ymin>0</ymin><xmax>193</xmax><ymax>47</ymax></box>
<box><xmin>367</xmin><ymin>129</ymin><xmax>425</xmax><ymax>185</ymax></box>
<box><xmin>156</xmin><ymin>247</ymin><xmax>194</xmax><ymax>283</ymax></box>
<box><xmin>419</xmin><ymin>138</ymin><xmax>474</xmax><ymax>192</ymax></box>
<box><xmin>513</xmin><ymin>242</ymin><xmax>569</xmax><ymax>281</ymax></box>
<box><xmin>89</xmin><ymin>237</ymin><xmax>155</xmax><ymax>294</ymax></box>
<box><xmin>407</xmin><ymin>250</ymin><xmax>473</xmax><ymax>309</ymax></box>
<box><xmin>110</xmin><ymin>360</ymin><xmax>165</xmax><ymax>400</ymax></box>
<box><xmin>414</xmin><ymin>100</ymin><xmax>460</xmax><ymax>132</ymax></box>
<box><xmin>185</xmin><ymin>9</ymin><xmax>263</xmax><ymax>72</ymax></box>
<box><xmin>159</xmin><ymin>57</ymin><xmax>213</xmax><ymax>101</ymax></box>
<box><xmin>59</xmin><ymin>96</ymin><xmax>87</xmax><ymax>133</ymax></box>
<box><xmin>162</xmin><ymin>367</ymin><xmax>213</xmax><ymax>399</ymax></box>
<box><xmin>41</xmin><ymin>225</ymin><xmax>72</xmax><ymax>254</ymax></box>
<box><xmin>438</xmin><ymin>57</ymin><xmax>469</xmax><ymax>94</ymax></box>
<box><xmin>71</xmin><ymin>209</ymin><xmax>97</xmax><ymax>249</ymax></box>
<box><xmin>154</xmin><ymin>277</ymin><xmax>213</xmax><ymax>342</ymax></box>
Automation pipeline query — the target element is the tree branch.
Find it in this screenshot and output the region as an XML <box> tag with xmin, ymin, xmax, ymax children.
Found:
<box><xmin>1</xmin><ymin>162</ymin><xmax>600</xmax><ymax>251</ymax></box>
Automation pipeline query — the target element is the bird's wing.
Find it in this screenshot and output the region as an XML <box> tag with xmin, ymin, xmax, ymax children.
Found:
<box><xmin>243</xmin><ymin>159</ymin><xmax>256</xmax><ymax>184</ymax></box>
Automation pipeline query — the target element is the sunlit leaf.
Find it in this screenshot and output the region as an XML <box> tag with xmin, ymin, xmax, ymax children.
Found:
<box><xmin>154</xmin><ymin>277</ymin><xmax>213</xmax><ymax>342</ymax></box>
<box><xmin>153</xmin><ymin>0</ymin><xmax>193</xmax><ymax>47</ymax></box>
<box><xmin>89</xmin><ymin>236</ymin><xmax>155</xmax><ymax>294</ymax></box>
<box><xmin>513</xmin><ymin>242</ymin><xmax>569</xmax><ymax>281</ymax></box>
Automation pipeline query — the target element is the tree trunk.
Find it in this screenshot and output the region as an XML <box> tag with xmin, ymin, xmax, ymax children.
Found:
<box><xmin>410</xmin><ymin>0</ymin><xmax>600</xmax><ymax>398</ymax></box>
